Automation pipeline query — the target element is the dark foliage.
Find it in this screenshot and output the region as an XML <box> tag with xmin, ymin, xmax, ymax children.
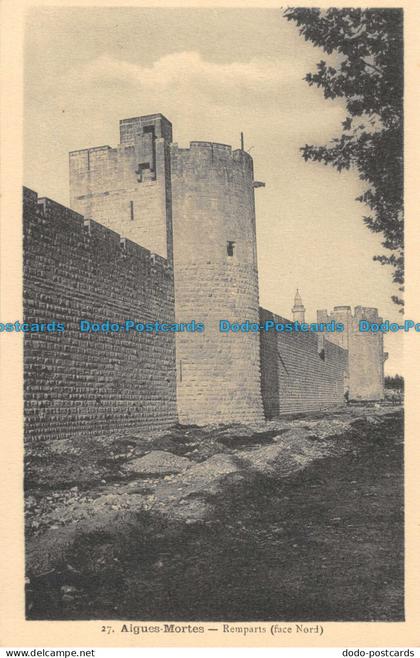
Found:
<box><xmin>284</xmin><ymin>8</ymin><xmax>404</xmax><ymax>309</ymax></box>
<box><xmin>385</xmin><ymin>374</ymin><xmax>404</xmax><ymax>390</ymax></box>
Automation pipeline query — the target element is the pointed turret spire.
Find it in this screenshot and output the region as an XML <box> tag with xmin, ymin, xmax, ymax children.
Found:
<box><xmin>292</xmin><ymin>288</ymin><xmax>306</xmax><ymax>323</ymax></box>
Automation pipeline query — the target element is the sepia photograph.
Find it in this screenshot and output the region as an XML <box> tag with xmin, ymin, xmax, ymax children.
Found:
<box><xmin>2</xmin><ymin>0</ymin><xmax>410</xmax><ymax>638</ymax></box>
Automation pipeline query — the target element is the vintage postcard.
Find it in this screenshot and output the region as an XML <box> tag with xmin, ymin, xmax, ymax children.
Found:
<box><xmin>0</xmin><ymin>0</ymin><xmax>419</xmax><ymax>650</ymax></box>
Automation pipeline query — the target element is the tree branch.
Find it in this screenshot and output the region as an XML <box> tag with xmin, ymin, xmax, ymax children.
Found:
<box><xmin>360</xmin><ymin>59</ymin><xmax>382</xmax><ymax>75</ymax></box>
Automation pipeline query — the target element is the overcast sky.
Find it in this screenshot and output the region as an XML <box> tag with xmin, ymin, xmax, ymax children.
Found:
<box><xmin>24</xmin><ymin>7</ymin><xmax>403</xmax><ymax>374</ymax></box>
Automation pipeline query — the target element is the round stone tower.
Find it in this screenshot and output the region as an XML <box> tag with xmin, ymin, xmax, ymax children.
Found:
<box><xmin>350</xmin><ymin>306</ymin><xmax>387</xmax><ymax>400</ymax></box>
<box><xmin>170</xmin><ymin>141</ymin><xmax>264</xmax><ymax>424</ymax></box>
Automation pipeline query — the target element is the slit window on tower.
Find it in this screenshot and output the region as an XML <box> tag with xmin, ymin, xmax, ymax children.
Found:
<box><xmin>130</xmin><ymin>200</ymin><xmax>134</xmax><ymax>221</ymax></box>
<box><xmin>227</xmin><ymin>241</ymin><xmax>235</xmax><ymax>257</ymax></box>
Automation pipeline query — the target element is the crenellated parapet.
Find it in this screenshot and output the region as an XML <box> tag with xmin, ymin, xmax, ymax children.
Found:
<box><xmin>170</xmin><ymin>141</ymin><xmax>254</xmax><ymax>183</ymax></box>
<box><xmin>24</xmin><ymin>188</ymin><xmax>169</xmax><ymax>272</ymax></box>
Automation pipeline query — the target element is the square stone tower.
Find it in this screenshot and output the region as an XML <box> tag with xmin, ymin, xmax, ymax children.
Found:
<box><xmin>317</xmin><ymin>306</ymin><xmax>387</xmax><ymax>400</ymax></box>
<box><xmin>69</xmin><ymin>113</ymin><xmax>173</xmax><ymax>263</ymax></box>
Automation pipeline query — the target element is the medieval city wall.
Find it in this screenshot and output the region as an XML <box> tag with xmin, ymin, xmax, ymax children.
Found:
<box><xmin>23</xmin><ymin>187</ymin><xmax>177</xmax><ymax>441</ymax></box>
<box><xmin>259</xmin><ymin>308</ymin><xmax>348</xmax><ymax>417</ymax></box>
<box><xmin>23</xmin><ymin>114</ymin><xmax>384</xmax><ymax>439</ymax></box>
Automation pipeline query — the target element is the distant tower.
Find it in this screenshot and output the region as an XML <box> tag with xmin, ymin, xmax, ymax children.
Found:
<box><xmin>292</xmin><ymin>289</ymin><xmax>306</xmax><ymax>323</ymax></box>
<box><xmin>317</xmin><ymin>306</ymin><xmax>387</xmax><ymax>400</ymax></box>
<box><xmin>171</xmin><ymin>141</ymin><xmax>265</xmax><ymax>424</ymax></box>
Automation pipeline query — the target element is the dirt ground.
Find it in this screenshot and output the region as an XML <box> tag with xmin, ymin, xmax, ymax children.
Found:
<box><xmin>25</xmin><ymin>405</ymin><xmax>404</xmax><ymax>621</ymax></box>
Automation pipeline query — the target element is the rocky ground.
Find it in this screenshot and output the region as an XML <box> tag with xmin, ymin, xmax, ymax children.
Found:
<box><xmin>25</xmin><ymin>404</ymin><xmax>404</xmax><ymax>621</ymax></box>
